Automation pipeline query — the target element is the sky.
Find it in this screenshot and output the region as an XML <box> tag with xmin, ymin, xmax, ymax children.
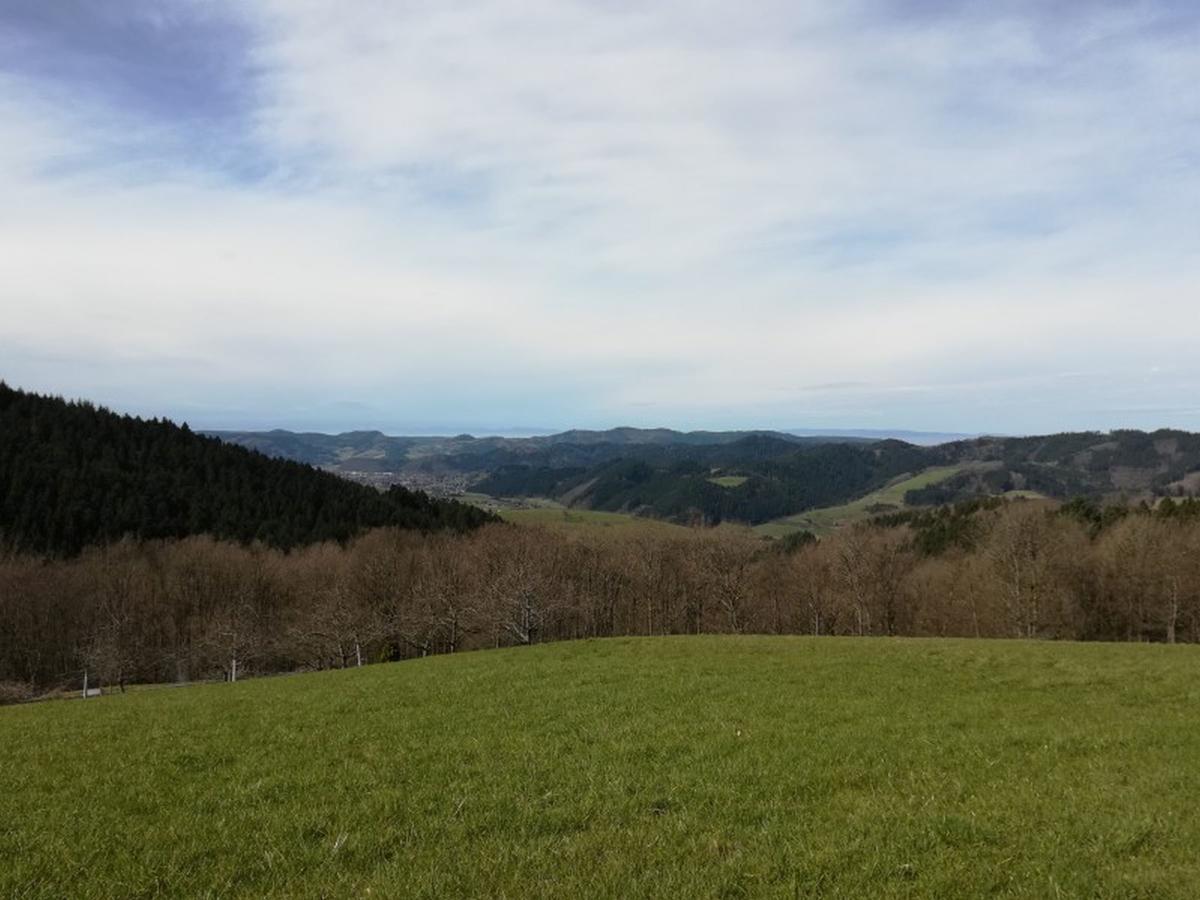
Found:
<box><xmin>1</xmin><ymin>1</ymin><xmax>1198</xmax><ymax>435</ymax></box>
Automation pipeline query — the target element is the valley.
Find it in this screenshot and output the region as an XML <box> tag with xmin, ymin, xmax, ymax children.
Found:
<box><xmin>214</xmin><ymin>425</ymin><xmax>1200</xmax><ymax>536</ymax></box>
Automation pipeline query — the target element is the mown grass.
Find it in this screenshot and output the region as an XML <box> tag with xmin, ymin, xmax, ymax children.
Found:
<box><xmin>3</xmin><ymin>636</ymin><xmax>1199</xmax><ymax>898</ymax></box>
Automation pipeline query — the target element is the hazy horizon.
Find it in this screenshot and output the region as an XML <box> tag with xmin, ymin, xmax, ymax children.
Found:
<box><xmin>3</xmin><ymin>2</ymin><xmax>1198</xmax><ymax>435</ymax></box>
<box><xmin>207</xmin><ymin>422</ymin><xmax>982</xmax><ymax>444</ymax></box>
<box><xmin>5</xmin><ymin>377</ymin><xmax>984</xmax><ymax>440</ymax></box>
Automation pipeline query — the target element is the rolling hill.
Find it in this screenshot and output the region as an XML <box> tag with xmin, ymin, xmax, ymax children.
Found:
<box><xmin>753</xmin><ymin>464</ymin><xmax>990</xmax><ymax>537</ymax></box>
<box><xmin>207</xmin><ymin>423</ymin><xmax>1200</xmax><ymax>531</ymax></box>
<box><xmin>475</xmin><ymin>430</ymin><xmax>1200</xmax><ymax>528</ymax></box>
<box><xmin>3</xmin><ymin>636</ymin><xmax>1198</xmax><ymax>898</ymax></box>
<box><xmin>0</xmin><ymin>384</ymin><xmax>495</xmax><ymax>556</ymax></box>
<box><xmin>206</xmin><ymin>426</ymin><xmax>872</xmax><ymax>478</ymax></box>
<box><xmin>475</xmin><ymin>438</ymin><xmax>931</xmax><ymax>525</ymax></box>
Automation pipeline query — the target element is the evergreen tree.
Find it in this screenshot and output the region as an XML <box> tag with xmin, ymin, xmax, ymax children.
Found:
<box><xmin>0</xmin><ymin>383</ymin><xmax>496</xmax><ymax>557</ymax></box>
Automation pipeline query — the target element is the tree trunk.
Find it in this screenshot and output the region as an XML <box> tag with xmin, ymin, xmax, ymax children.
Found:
<box><xmin>1167</xmin><ymin>578</ymin><xmax>1179</xmax><ymax>645</ymax></box>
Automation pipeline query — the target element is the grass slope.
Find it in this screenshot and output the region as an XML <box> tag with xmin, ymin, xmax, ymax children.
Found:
<box><xmin>3</xmin><ymin>637</ymin><xmax>1198</xmax><ymax>898</ymax></box>
<box><xmin>470</xmin><ymin>495</ymin><xmax>695</xmax><ymax>536</ymax></box>
<box><xmin>757</xmin><ymin>464</ymin><xmax>976</xmax><ymax>537</ymax></box>
<box><xmin>709</xmin><ymin>475</ymin><xmax>749</xmax><ymax>488</ymax></box>
<box><xmin>500</xmin><ymin>506</ymin><xmax>694</xmax><ymax>535</ymax></box>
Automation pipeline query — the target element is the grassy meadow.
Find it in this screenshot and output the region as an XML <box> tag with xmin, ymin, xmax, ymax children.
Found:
<box><xmin>709</xmin><ymin>475</ymin><xmax>750</xmax><ymax>488</ymax></box>
<box><xmin>757</xmin><ymin>464</ymin><xmax>978</xmax><ymax>537</ymax></box>
<box><xmin>464</xmin><ymin>465</ymin><xmax>1043</xmax><ymax>541</ymax></box>
<box><xmin>3</xmin><ymin>637</ymin><xmax>1198</xmax><ymax>898</ymax></box>
<box><xmin>498</xmin><ymin>504</ymin><xmax>695</xmax><ymax>536</ymax></box>
<box><xmin>456</xmin><ymin>492</ymin><xmax>693</xmax><ymax>536</ymax></box>
<box><xmin>470</xmin><ymin>466</ymin><xmax>977</xmax><ymax>541</ymax></box>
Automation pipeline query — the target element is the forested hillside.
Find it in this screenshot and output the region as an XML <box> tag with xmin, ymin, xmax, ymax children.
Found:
<box><xmin>208</xmin><ymin>426</ymin><xmax>862</xmax><ymax>476</ymax></box>
<box><xmin>478</xmin><ymin>430</ymin><xmax>1200</xmax><ymax>525</ymax></box>
<box><xmin>0</xmin><ymin>384</ymin><xmax>494</xmax><ymax>556</ymax></box>
<box><xmin>478</xmin><ymin>438</ymin><xmax>930</xmax><ymax>524</ymax></box>
<box><xmin>215</xmin><ymin>422</ymin><xmax>1200</xmax><ymax>528</ymax></box>
<box><xmin>928</xmin><ymin>430</ymin><xmax>1200</xmax><ymax>499</ymax></box>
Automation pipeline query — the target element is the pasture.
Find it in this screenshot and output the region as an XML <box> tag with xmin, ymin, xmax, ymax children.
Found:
<box><xmin>498</xmin><ymin>504</ymin><xmax>694</xmax><ymax>536</ymax></box>
<box><xmin>709</xmin><ymin>475</ymin><xmax>750</xmax><ymax>488</ymax></box>
<box><xmin>3</xmin><ymin>636</ymin><xmax>1197</xmax><ymax>898</ymax></box>
<box><xmin>459</xmin><ymin>492</ymin><xmax>693</xmax><ymax>535</ymax></box>
<box><xmin>757</xmin><ymin>464</ymin><xmax>977</xmax><ymax>537</ymax></box>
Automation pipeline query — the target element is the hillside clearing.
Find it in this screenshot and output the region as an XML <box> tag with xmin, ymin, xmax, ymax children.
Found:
<box><xmin>499</xmin><ymin>505</ymin><xmax>695</xmax><ymax>535</ymax></box>
<box><xmin>460</xmin><ymin>494</ymin><xmax>694</xmax><ymax>536</ymax></box>
<box><xmin>757</xmin><ymin>464</ymin><xmax>978</xmax><ymax>537</ymax></box>
<box><xmin>709</xmin><ymin>475</ymin><xmax>749</xmax><ymax>488</ymax></box>
<box><xmin>3</xmin><ymin>636</ymin><xmax>1198</xmax><ymax>898</ymax></box>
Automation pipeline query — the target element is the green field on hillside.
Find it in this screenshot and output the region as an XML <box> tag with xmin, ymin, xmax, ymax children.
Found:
<box><xmin>3</xmin><ymin>637</ymin><xmax>1198</xmax><ymax>898</ymax></box>
<box><xmin>499</xmin><ymin>505</ymin><xmax>695</xmax><ymax>535</ymax></box>
<box><xmin>459</xmin><ymin>492</ymin><xmax>691</xmax><ymax>535</ymax></box>
<box><xmin>757</xmin><ymin>464</ymin><xmax>976</xmax><ymax>537</ymax></box>
<box><xmin>709</xmin><ymin>475</ymin><xmax>749</xmax><ymax>488</ymax></box>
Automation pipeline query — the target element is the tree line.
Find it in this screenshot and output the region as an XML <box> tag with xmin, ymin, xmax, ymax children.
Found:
<box><xmin>3</xmin><ymin>498</ymin><xmax>1198</xmax><ymax>702</ymax></box>
<box><xmin>0</xmin><ymin>383</ymin><xmax>494</xmax><ymax>557</ymax></box>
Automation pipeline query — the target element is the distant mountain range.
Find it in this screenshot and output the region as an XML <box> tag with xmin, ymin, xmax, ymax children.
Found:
<box><xmin>204</xmin><ymin>427</ymin><xmax>881</xmax><ymax>488</ymax></box>
<box><xmin>209</xmin><ymin>425</ymin><xmax>1200</xmax><ymax>527</ymax></box>
<box><xmin>9</xmin><ymin>381</ymin><xmax>1197</xmax><ymax>552</ymax></box>
<box><xmin>783</xmin><ymin>428</ymin><xmax>977</xmax><ymax>445</ymax></box>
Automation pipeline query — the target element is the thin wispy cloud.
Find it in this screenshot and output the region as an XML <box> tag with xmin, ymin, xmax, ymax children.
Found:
<box><xmin>1</xmin><ymin>0</ymin><xmax>1197</xmax><ymax>433</ymax></box>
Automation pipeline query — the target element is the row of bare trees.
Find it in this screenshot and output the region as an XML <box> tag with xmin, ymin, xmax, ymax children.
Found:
<box><xmin>3</xmin><ymin>502</ymin><xmax>1199</xmax><ymax>699</ymax></box>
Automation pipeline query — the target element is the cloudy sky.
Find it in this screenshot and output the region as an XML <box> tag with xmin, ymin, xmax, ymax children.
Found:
<box><xmin>2</xmin><ymin>1</ymin><xmax>1197</xmax><ymax>435</ymax></box>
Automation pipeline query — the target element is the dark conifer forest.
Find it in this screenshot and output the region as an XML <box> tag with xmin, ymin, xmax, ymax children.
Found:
<box><xmin>0</xmin><ymin>383</ymin><xmax>495</xmax><ymax>556</ymax></box>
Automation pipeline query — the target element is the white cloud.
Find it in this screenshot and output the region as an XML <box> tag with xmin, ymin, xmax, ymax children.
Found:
<box><xmin>0</xmin><ymin>1</ymin><xmax>1198</xmax><ymax>431</ymax></box>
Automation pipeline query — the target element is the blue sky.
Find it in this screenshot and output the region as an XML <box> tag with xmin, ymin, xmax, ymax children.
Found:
<box><xmin>1</xmin><ymin>1</ymin><xmax>1198</xmax><ymax>435</ymax></box>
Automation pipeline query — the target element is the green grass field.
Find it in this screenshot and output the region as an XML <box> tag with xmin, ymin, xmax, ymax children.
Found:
<box><xmin>3</xmin><ymin>637</ymin><xmax>1198</xmax><ymax>898</ymax></box>
<box><xmin>756</xmin><ymin>464</ymin><xmax>977</xmax><ymax>538</ymax></box>
<box><xmin>709</xmin><ymin>475</ymin><xmax>749</xmax><ymax>488</ymax></box>
<box><xmin>498</xmin><ymin>505</ymin><xmax>694</xmax><ymax>536</ymax></box>
<box><xmin>458</xmin><ymin>492</ymin><xmax>692</xmax><ymax>536</ymax></box>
